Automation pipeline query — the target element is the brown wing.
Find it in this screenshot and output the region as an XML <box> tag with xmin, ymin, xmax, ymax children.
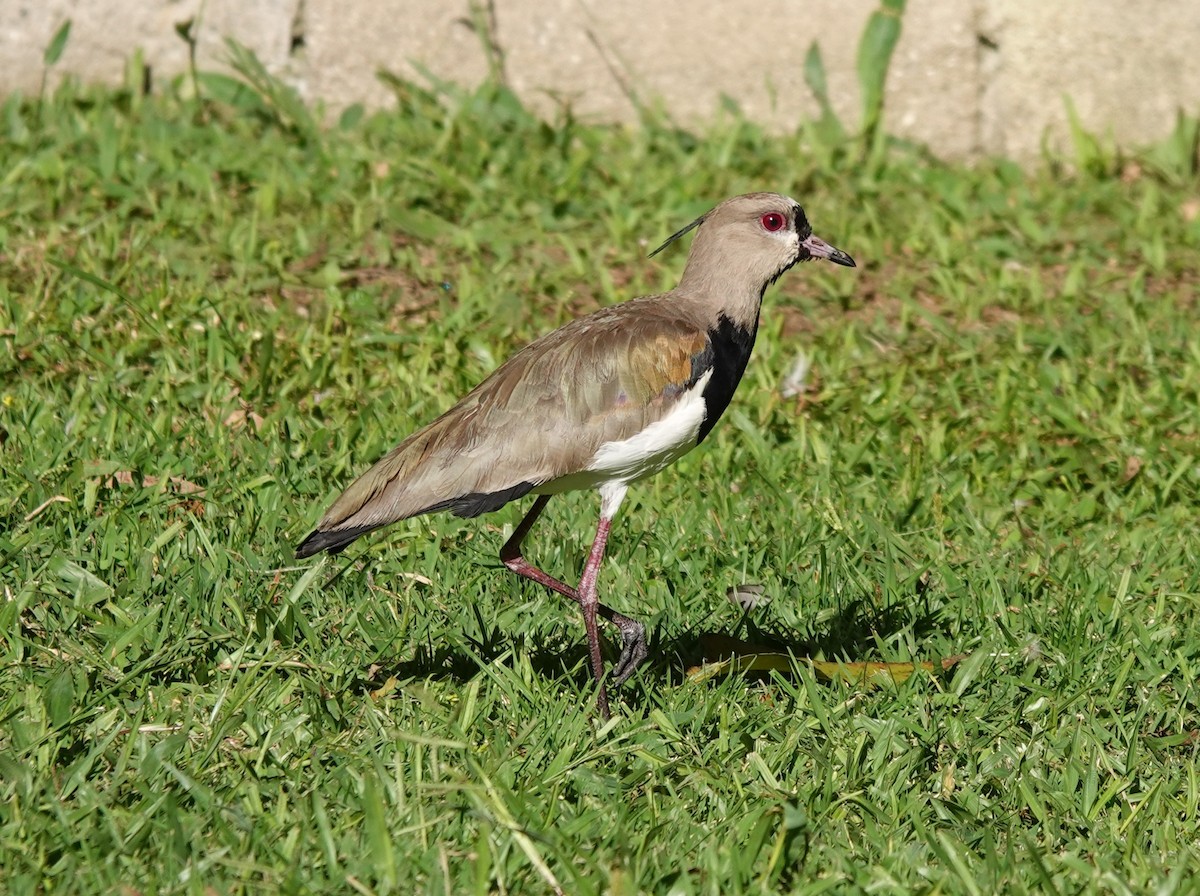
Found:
<box><xmin>297</xmin><ymin>297</ymin><xmax>711</xmax><ymax>554</ymax></box>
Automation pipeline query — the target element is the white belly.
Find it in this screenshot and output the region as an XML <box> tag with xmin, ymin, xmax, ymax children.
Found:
<box><xmin>537</xmin><ymin>370</ymin><xmax>711</xmax><ymax>496</ymax></box>
<box><xmin>588</xmin><ymin>369</ymin><xmax>711</xmax><ymax>480</ymax></box>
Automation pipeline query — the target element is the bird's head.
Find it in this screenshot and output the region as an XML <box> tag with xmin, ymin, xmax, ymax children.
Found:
<box><xmin>653</xmin><ymin>192</ymin><xmax>855</xmax><ymax>295</ymax></box>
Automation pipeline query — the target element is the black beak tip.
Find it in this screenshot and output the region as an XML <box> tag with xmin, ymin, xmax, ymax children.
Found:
<box><xmin>831</xmin><ymin>250</ymin><xmax>856</xmax><ymax>268</ymax></box>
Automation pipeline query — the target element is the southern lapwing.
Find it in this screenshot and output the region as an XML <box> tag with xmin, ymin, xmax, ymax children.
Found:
<box><xmin>297</xmin><ymin>192</ymin><xmax>855</xmax><ymax>719</ymax></box>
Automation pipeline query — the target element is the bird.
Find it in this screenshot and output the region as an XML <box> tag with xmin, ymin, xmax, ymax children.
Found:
<box><xmin>296</xmin><ymin>192</ymin><xmax>855</xmax><ymax>719</ymax></box>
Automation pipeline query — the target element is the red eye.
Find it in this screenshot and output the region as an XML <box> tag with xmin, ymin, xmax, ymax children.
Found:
<box><xmin>760</xmin><ymin>212</ymin><xmax>787</xmax><ymax>232</ymax></box>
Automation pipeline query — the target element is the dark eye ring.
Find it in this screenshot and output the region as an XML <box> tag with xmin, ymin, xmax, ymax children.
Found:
<box><xmin>760</xmin><ymin>212</ymin><xmax>787</xmax><ymax>232</ymax></box>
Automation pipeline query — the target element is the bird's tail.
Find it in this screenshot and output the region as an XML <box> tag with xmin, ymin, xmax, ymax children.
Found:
<box><xmin>294</xmin><ymin>525</ymin><xmax>377</xmax><ymax>558</ymax></box>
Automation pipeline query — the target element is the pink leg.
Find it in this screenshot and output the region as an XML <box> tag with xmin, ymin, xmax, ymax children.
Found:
<box><xmin>500</xmin><ymin>495</ymin><xmax>648</xmax><ymax>718</ymax></box>
<box><xmin>576</xmin><ymin>514</ymin><xmax>613</xmax><ymax>717</ymax></box>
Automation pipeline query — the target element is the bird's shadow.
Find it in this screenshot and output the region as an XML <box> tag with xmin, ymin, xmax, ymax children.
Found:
<box><xmin>362</xmin><ymin>577</ymin><xmax>949</xmax><ymax>709</ymax></box>
<box><xmin>364</xmin><ymin>599</ymin><xmax>606</xmax><ymax>694</ymax></box>
<box><xmin>660</xmin><ymin>592</ymin><xmax>947</xmax><ymax>684</ymax></box>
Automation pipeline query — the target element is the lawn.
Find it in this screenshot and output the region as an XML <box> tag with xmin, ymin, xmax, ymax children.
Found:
<box><xmin>1</xmin><ymin>59</ymin><xmax>1199</xmax><ymax>895</ymax></box>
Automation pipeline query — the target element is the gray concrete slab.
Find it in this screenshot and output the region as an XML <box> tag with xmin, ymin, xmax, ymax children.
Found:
<box><xmin>2</xmin><ymin>0</ymin><xmax>1197</xmax><ymax>162</ymax></box>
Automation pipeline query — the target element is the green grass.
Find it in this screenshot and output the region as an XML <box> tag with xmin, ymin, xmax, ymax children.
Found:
<box><xmin>2</xmin><ymin>67</ymin><xmax>1199</xmax><ymax>895</ymax></box>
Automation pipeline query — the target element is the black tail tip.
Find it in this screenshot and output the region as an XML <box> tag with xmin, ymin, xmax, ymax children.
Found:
<box><xmin>295</xmin><ymin>527</ymin><xmax>370</xmax><ymax>558</ymax></box>
<box><xmin>294</xmin><ymin>531</ymin><xmax>327</xmax><ymax>558</ymax></box>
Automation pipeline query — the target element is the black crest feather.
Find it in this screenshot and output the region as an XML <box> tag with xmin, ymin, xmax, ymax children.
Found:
<box><xmin>648</xmin><ymin>212</ymin><xmax>707</xmax><ymax>258</ymax></box>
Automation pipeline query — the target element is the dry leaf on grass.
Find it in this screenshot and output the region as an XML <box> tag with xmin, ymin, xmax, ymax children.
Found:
<box><xmin>223</xmin><ymin>407</ymin><xmax>265</xmax><ymax>432</ymax></box>
<box><xmin>105</xmin><ymin>471</ymin><xmax>205</xmax><ymax>494</ymax></box>
<box><xmin>687</xmin><ymin>633</ymin><xmax>967</xmax><ymax>687</ymax></box>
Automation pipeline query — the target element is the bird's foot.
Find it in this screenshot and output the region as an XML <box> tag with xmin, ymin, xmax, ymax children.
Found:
<box><xmin>610</xmin><ymin>617</ymin><xmax>649</xmax><ymax>685</ymax></box>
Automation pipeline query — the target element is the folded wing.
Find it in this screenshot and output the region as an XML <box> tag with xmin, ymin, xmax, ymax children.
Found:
<box><xmin>296</xmin><ymin>298</ymin><xmax>713</xmax><ymax>556</ymax></box>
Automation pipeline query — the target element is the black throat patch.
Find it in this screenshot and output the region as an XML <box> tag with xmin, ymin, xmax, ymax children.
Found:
<box><xmin>692</xmin><ymin>313</ymin><xmax>759</xmax><ymax>444</ymax></box>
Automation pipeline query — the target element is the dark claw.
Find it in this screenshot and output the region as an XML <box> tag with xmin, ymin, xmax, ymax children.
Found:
<box><xmin>610</xmin><ymin>617</ymin><xmax>649</xmax><ymax>685</ymax></box>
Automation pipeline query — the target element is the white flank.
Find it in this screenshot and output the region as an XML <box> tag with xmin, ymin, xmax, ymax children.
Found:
<box><xmin>587</xmin><ymin>369</ymin><xmax>712</xmax><ymax>483</ymax></box>
<box><xmin>533</xmin><ymin>370</ymin><xmax>713</xmax><ymax>517</ymax></box>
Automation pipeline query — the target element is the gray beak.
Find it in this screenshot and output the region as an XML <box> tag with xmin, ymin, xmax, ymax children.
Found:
<box><xmin>801</xmin><ymin>233</ymin><xmax>856</xmax><ymax>267</ymax></box>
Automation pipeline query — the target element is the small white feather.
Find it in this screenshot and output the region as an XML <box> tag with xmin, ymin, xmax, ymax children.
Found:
<box><xmin>779</xmin><ymin>350</ymin><xmax>811</xmax><ymax>398</ymax></box>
